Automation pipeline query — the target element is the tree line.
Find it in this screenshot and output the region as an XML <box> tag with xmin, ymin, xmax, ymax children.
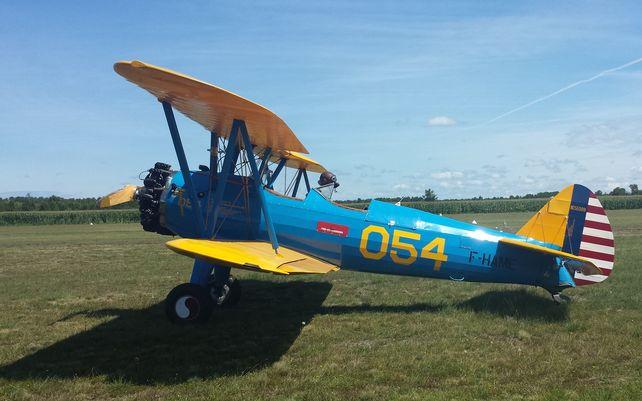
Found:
<box><xmin>340</xmin><ymin>184</ymin><xmax>642</xmax><ymax>204</ymax></box>
<box><xmin>1</xmin><ymin>184</ymin><xmax>640</xmax><ymax>211</ymax></box>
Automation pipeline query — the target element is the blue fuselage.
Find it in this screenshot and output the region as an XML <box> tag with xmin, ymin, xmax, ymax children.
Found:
<box><xmin>160</xmin><ymin>171</ymin><xmax>561</xmax><ymax>289</ymax></box>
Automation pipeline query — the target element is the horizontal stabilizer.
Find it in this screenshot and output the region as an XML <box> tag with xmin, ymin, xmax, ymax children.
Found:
<box><xmin>499</xmin><ymin>238</ymin><xmax>602</xmax><ymax>276</ymax></box>
<box><xmin>166</xmin><ymin>239</ymin><xmax>339</xmax><ymax>275</ymax></box>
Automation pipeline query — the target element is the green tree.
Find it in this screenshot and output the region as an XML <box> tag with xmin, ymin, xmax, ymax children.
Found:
<box><xmin>424</xmin><ymin>188</ymin><xmax>437</xmax><ymax>201</ymax></box>
<box><xmin>629</xmin><ymin>184</ymin><xmax>639</xmax><ymax>195</ymax></box>
<box><xmin>610</xmin><ymin>187</ymin><xmax>626</xmax><ymax>196</ymax></box>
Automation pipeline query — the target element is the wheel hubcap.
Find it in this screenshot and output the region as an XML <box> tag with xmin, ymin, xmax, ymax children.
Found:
<box><xmin>175</xmin><ymin>295</ymin><xmax>199</xmax><ymax>319</ymax></box>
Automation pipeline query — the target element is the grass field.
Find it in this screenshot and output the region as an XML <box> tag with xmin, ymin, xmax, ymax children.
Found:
<box><xmin>0</xmin><ymin>211</ymin><xmax>640</xmax><ymax>400</ymax></box>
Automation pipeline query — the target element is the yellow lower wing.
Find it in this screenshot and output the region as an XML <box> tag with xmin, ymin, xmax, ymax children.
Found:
<box><xmin>166</xmin><ymin>239</ymin><xmax>339</xmax><ymax>275</ymax></box>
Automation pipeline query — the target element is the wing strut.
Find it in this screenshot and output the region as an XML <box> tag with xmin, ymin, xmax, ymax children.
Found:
<box><xmin>267</xmin><ymin>158</ymin><xmax>287</xmax><ymax>188</ymax></box>
<box><xmin>205</xmin><ymin>122</ymin><xmax>241</xmax><ymax>237</ymax></box>
<box><xmin>236</xmin><ymin>119</ymin><xmax>280</xmax><ymax>253</ymax></box>
<box><xmin>162</xmin><ymin>101</ymin><xmax>206</xmax><ymax>237</ymax></box>
<box><xmin>292</xmin><ymin>169</ymin><xmax>303</xmax><ymax>197</ymax></box>
<box><xmin>161</xmin><ymin>108</ymin><xmax>280</xmax><ymax>253</ymax></box>
<box><xmin>302</xmin><ymin>169</ymin><xmax>311</xmax><ymax>192</ymax></box>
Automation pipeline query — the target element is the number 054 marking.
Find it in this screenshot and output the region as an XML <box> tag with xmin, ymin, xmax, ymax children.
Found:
<box><xmin>359</xmin><ymin>225</ymin><xmax>447</xmax><ymax>270</ymax></box>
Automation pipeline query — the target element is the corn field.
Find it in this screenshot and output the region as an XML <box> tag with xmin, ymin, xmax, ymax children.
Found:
<box><xmin>348</xmin><ymin>195</ymin><xmax>642</xmax><ymax>215</ymax></box>
<box><xmin>1</xmin><ymin>195</ymin><xmax>641</xmax><ymax>226</ymax></box>
<box><xmin>0</xmin><ymin>210</ymin><xmax>139</xmax><ymax>226</ymax></box>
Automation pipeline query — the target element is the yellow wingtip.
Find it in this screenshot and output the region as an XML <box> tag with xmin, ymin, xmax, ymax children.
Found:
<box><xmin>98</xmin><ymin>185</ymin><xmax>138</xmax><ymax>208</ymax></box>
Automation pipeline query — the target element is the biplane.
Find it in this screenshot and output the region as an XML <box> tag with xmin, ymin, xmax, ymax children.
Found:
<box><xmin>102</xmin><ymin>60</ymin><xmax>615</xmax><ymax>324</ymax></box>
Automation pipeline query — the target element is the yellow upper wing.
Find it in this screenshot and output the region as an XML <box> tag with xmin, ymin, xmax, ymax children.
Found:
<box><xmin>114</xmin><ymin>60</ymin><xmax>307</xmax><ymax>153</ymax></box>
<box><xmin>166</xmin><ymin>239</ymin><xmax>339</xmax><ymax>275</ymax></box>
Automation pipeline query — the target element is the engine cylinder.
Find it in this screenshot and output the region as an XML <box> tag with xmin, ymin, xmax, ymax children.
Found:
<box><xmin>139</xmin><ymin>162</ymin><xmax>174</xmax><ymax>235</ymax></box>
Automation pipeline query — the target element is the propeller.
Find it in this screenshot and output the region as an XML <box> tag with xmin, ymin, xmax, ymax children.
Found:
<box><xmin>98</xmin><ymin>185</ymin><xmax>140</xmax><ymax>208</ymax></box>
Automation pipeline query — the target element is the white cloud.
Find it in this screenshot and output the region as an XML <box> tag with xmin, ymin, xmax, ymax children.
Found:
<box><xmin>430</xmin><ymin>171</ymin><xmax>464</xmax><ymax>180</ymax></box>
<box><xmin>428</xmin><ymin>116</ymin><xmax>457</xmax><ymax>126</ymax></box>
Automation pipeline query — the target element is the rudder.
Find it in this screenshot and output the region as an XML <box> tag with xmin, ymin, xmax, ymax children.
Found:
<box><xmin>517</xmin><ymin>184</ymin><xmax>615</xmax><ymax>286</ymax></box>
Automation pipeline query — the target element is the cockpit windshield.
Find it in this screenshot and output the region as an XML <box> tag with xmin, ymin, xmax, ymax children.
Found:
<box><xmin>315</xmin><ymin>183</ymin><xmax>337</xmax><ymax>200</ymax></box>
<box><xmin>262</xmin><ymin>161</ymin><xmax>340</xmax><ymax>201</ymax></box>
<box><xmin>315</xmin><ymin>171</ymin><xmax>340</xmax><ymax>200</ymax></box>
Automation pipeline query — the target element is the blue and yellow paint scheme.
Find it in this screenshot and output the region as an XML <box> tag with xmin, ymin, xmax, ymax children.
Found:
<box><xmin>105</xmin><ymin>60</ymin><xmax>614</xmax><ymax>323</ymax></box>
<box><xmin>162</xmin><ymin>170</ymin><xmax>602</xmax><ymax>292</ymax></box>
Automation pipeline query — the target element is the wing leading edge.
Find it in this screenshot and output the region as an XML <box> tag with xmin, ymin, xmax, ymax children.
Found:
<box><xmin>166</xmin><ymin>239</ymin><xmax>339</xmax><ymax>275</ymax></box>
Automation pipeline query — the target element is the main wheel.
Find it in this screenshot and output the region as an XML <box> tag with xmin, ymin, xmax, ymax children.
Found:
<box><xmin>165</xmin><ymin>283</ymin><xmax>213</xmax><ymax>325</ymax></box>
<box><xmin>210</xmin><ymin>275</ymin><xmax>242</xmax><ymax>307</ymax></box>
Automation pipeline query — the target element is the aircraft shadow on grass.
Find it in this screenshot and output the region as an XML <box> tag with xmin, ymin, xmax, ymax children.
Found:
<box><xmin>0</xmin><ymin>284</ymin><xmax>566</xmax><ymax>385</ymax></box>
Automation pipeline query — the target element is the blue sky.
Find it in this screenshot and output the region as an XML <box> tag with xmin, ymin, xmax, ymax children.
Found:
<box><xmin>1</xmin><ymin>1</ymin><xmax>642</xmax><ymax>200</ymax></box>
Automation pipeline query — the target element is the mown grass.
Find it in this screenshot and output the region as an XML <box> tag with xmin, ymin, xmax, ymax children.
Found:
<box><xmin>0</xmin><ymin>211</ymin><xmax>640</xmax><ymax>400</ymax></box>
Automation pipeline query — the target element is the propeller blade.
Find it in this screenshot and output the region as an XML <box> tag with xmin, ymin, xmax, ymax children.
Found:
<box><xmin>98</xmin><ymin>185</ymin><xmax>139</xmax><ymax>208</ymax></box>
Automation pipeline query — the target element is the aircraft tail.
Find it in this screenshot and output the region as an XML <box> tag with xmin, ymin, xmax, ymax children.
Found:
<box><xmin>517</xmin><ymin>184</ymin><xmax>615</xmax><ymax>286</ymax></box>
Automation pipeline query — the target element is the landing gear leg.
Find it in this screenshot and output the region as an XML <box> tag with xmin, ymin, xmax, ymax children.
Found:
<box><xmin>209</xmin><ymin>266</ymin><xmax>242</xmax><ymax>307</ymax></box>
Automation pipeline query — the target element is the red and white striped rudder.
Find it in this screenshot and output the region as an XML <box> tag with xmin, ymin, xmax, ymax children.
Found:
<box><xmin>572</xmin><ymin>192</ymin><xmax>615</xmax><ymax>285</ymax></box>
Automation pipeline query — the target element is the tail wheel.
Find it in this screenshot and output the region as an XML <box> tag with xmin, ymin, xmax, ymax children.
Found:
<box><xmin>165</xmin><ymin>283</ymin><xmax>213</xmax><ymax>325</ymax></box>
<box><xmin>210</xmin><ymin>275</ymin><xmax>242</xmax><ymax>307</ymax></box>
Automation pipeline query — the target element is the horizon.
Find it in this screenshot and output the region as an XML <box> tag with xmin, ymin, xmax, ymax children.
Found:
<box><xmin>1</xmin><ymin>185</ymin><xmax>639</xmax><ymax>203</ymax></box>
<box><xmin>2</xmin><ymin>1</ymin><xmax>642</xmax><ymax>200</ymax></box>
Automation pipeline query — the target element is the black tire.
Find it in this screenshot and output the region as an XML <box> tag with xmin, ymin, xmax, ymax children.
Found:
<box><xmin>210</xmin><ymin>276</ymin><xmax>242</xmax><ymax>307</ymax></box>
<box><xmin>165</xmin><ymin>283</ymin><xmax>213</xmax><ymax>325</ymax></box>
